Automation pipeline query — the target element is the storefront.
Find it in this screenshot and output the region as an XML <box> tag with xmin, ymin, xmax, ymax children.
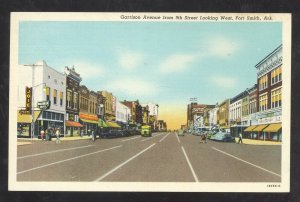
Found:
<box><xmin>37</xmin><ymin>110</ymin><xmax>65</xmax><ymax>136</ymax></box>
<box><xmin>17</xmin><ymin>110</ymin><xmax>41</xmax><ymax>137</ymax></box>
<box><xmin>66</xmin><ymin>120</ymin><xmax>83</xmax><ymax>136</ymax></box>
<box><xmin>251</xmin><ymin>124</ymin><xmax>268</xmax><ymax>140</ymax></box>
<box><xmin>262</xmin><ymin>123</ymin><xmax>282</xmax><ymax>141</ymax></box>
<box><xmin>79</xmin><ymin>113</ymin><xmax>98</xmax><ymax>135</ymax></box>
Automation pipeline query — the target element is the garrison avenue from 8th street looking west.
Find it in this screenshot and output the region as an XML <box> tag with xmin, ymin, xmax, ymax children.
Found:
<box><xmin>16</xmin><ymin>44</ymin><xmax>282</xmax><ymax>183</ymax></box>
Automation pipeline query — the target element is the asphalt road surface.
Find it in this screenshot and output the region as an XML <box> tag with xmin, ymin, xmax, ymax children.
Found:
<box><xmin>17</xmin><ymin>132</ymin><xmax>281</xmax><ymax>182</ymax></box>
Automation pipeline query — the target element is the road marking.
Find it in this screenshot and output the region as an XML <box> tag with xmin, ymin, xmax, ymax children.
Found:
<box><xmin>17</xmin><ymin>145</ymin><xmax>122</xmax><ymax>175</ymax></box>
<box><xmin>94</xmin><ymin>143</ymin><xmax>156</xmax><ymax>181</ymax></box>
<box><xmin>18</xmin><ymin>145</ymin><xmax>95</xmax><ymax>159</ymax></box>
<box><xmin>181</xmin><ymin>146</ymin><xmax>199</xmax><ymax>182</ymax></box>
<box><xmin>211</xmin><ymin>146</ymin><xmax>281</xmax><ymax>178</ymax></box>
<box><xmin>176</xmin><ymin>133</ymin><xmax>180</xmax><ymax>143</ymax></box>
<box><xmin>120</xmin><ymin>136</ymin><xmax>141</xmax><ymax>142</ymax></box>
<box><xmin>140</xmin><ymin>133</ymin><xmax>165</xmax><ymax>142</ymax></box>
<box><xmin>159</xmin><ymin>133</ymin><xmax>170</xmax><ymax>143</ymax></box>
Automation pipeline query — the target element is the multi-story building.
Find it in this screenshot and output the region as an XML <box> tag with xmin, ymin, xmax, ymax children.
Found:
<box><xmin>141</xmin><ymin>105</ymin><xmax>150</xmax><ymax>125</ymax></box>
<box><xmin>217</xmin><ymin>99</ymin><xmax>230</xmax><ymax>129</ymax></box>
<box><xmin>64</xmin><ymin>66</ymin><xmax>83</xmax><ymax>136</ymax></box>
<box><xmin>116</xmin><ymin>101</ymin><xmax>131</xmax><ymax>129</ymax></box>
<box><xmin>79</xmin><ymin>85</ymin><xmax>98</xmax><ymax>135</ymax></box>
<box><xmin>242</xmin><ymin>84</ymin><xmax>258</xmax><ymax>139</ymax></box>
<box><xmin>229</xmin><ymin>90</ymin><xmax>249</xmax><ymax>136</ymax></box>
<box><xmin>142</xmin><ymin>102</ymin><xmax>159</xmax><ymax>130</ymax></box>
<box><xmin>99</xmin><ymin>91</ymin><xmax>116</xmax><ymax>122</ymax></box>
<box><xmin>121</xmin><ymin>100</ymin><xmax>138</xmax><ymax>124</ymax></box>
<box><xmin>250</xmin><ymin>44</ymin><xmax>282</xmax><ymax>141</ymax></box>
<box><xmin>158</xmin><ymin>120</ymin><xmax>167</xmax><ymax>131</ymax></box>
<box><xmin>203</xmin><ymin>105</ymin><xmax>215</xmax><ymax>127</ymax></box>
<box><xmin>187</xmin><ymin>103</ymin><xmax>207</xmax><ymax>131</ymax></box>
<box><xmin>17</xmin><ymin>60</ymin><xmax>66</xmax><ymax>137</ymax></box>
<box><xmin>209</xmin><ymin>103</ymin><xmax>219</xmax><ymax>128</ymax></box>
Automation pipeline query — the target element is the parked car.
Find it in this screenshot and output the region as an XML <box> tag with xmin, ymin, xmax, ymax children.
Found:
<box><xmin>210</xmin><ymin>131</ymin><xmax>235</xmax><ymax>143</ymax></box>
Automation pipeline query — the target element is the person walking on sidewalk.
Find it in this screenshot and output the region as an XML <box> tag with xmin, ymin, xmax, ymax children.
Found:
<box><xmin>56</xmin><ymin>128</ymin><xmax>61</xmax><ymax>144</ymax></box>
<box><xmin>91</xmin><ymin>130</ymin><xmax>96</xmax><ymax>141</ymax></box>
<box><xmin>40</xmin><ymin>129</ymin><xmax>45</xmax><ymax>141</ymax></box>
<box><xmin>238</xmin><ymin>132</ymin><xmax>243</xmax><ymax>144</ymax></box>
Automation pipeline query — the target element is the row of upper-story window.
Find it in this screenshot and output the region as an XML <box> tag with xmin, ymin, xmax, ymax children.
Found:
<box><xmin>259</xmin><ymin>66</ymin><xmax>282</xmax><ymax>91</ymax></box>
<box><xmin>259</xmin><ymin>87</ymin><xmax>282</xmax><ymax>111</ymax></box>
<box><xmin>66</xmin><ymin>90</ymin><xmax>78</xmax><ymax>109</ymax></box>
<box><xmin>45</xmin><ymin>87</ymin><xmax>63</xmax><ymax>107</ymax></box>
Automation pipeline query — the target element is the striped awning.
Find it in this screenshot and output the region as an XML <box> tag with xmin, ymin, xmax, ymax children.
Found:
<box><xmin>80</xmin><ymin>118</ymin><xmax>98</xmax><ymax>124</ymax></box>
<box><xmin>66</xmin><ymin>121</ymin><xmax>83</xmax><ymax>127</ymax></box>
<box><xmin>17</xmin><ymin>110</ymin><xmax>41</xmax><ymax>123</ymax></box>
<box><xmin>252</xmin><ymin>124</ymin><xmax>268</xmax><ymax>132</ymax></box>
<box><xmin>263</xmin><ymin>123</ymin><xmax>282</xmax><ymax>132</ymax></box>
<box><xmin>244</xmin><ymin>125</ymin><xmax>257</xmax><ymax>132</ymax></box>
<box><xmin>106</xmin><ymin>121</ymin><xmax>121</xmax><ymax>128</ymax></box>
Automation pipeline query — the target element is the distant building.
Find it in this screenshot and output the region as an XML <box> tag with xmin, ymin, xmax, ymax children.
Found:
<box><xmin>217</xmin><ymin>99</ymin><xmax>230</xmax><ymax>129</ymax></box>
<box><xmin>116</xmin><ymin>101</ymin><xmax>131</xmax><ymax>128</ymax></box>
<box><xmin>99</xmin><ymin>91</ymin><xmax>116</xmax><ymax>122</ymax></box>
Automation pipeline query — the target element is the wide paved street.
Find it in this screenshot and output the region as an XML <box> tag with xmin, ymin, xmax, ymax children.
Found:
<box><xmin>17</xmin><ymin>132</ymin><xmax>281</xmax><ymax>182</ymax></box>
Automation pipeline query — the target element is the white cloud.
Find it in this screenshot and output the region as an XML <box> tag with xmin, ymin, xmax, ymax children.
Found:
<box><xmin>207</xmin><ymin>37</ymin><xmax>240</xmax><ymax>58</ymax></box>
<box><xmin>159</xmin><ymin>54</ymin><xmax>198</xmax><ymax>73</ymax></box>
<box><xmin>67</xmin><ymin>61</ymin><xmax>106</xmax><ymax>79</ymax></box>
<box><xmin>118</xmin><ymin>50</ymin><xmax>144</xmax><ymax>70</ymax></box>
<box><xmin>108</xmin><ymin>79</ymin><xmax>158</xmax><ymax>97</ymax></box>
<box><xmin>211</xmin><ymin>76</ymin><xmax>237</xmax><ymax>88</ymax></box>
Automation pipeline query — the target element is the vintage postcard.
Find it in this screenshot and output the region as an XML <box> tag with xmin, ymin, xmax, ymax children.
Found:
<box><xmin>9</xmin><ymin>12</ymin><xmax>291</xmax><ymax>192</ymax></box>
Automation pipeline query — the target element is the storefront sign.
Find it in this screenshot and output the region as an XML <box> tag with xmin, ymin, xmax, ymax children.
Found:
<box><xmin>25</xmin><ymin>87</ymin><xmax>32</xmax><ymax>113</ymax></box>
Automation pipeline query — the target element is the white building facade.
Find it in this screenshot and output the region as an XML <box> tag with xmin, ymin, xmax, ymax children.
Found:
<box><xmin>17</xmin><ymin>60</ymin><xmax>66</xmax><ymax>137</ymax></box>
<box><xmin>116</xmin><ymin>101</ymin><xmax>131</xmax><ymax>128</ymax></box>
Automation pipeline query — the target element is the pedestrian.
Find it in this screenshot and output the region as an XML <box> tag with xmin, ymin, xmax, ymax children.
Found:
<box><xmin>45</xmin><ymin>129</ymin><xmax>49</xmax><ymax>141</ymax></box>
<box><xmin>56</xmin><ymin>128</ymin><xmax>61</xmax><ymax>144</ymax></box>
<box><xmin>238</xmin><ymin>132</ymin><xmax>243</xmax><ymax>144</ymax></box>
<box><xmin>80</xmin><ymin>130</ymin><xmax>83</xmax><ymax>138</ymax></box>
<box><xmin>91</xmin><ymin>130</ymin><xmax>95</xmax><ymax>141</ymax></box>
<box><xmin>40</xmin><ymin>129</ymin><xmax>45</xmax><ymax>141</ymax></box>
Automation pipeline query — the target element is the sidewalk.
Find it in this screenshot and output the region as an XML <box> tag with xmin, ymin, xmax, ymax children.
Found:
<box><xmin>234</xmin><ymin>138</ymin><xmax>281</xmax><ymax>146</ymax></box>
<box><xmin>17</xmin><ymin>135</ymin><xmax>92</xmax><ymax>146</ymax></box>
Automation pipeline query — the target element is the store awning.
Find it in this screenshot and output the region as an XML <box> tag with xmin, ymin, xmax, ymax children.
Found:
<box><xmin>263</xmin><ymin>123</ymin><xmax>282</xmax><ymax>132</ymax></box>
<box><xmin>252</xmin><ymin>124</ymin><xmax>268</xmax><ymax>132</ymax></box>
<box><xmin>80</xmin><ymin>118</ymin><xmax>98</xmax><ymax>124</ymax></box>
<box><xmin>66</xmin><ymin>120</ymin><xmax>83</xmax><ymax>127</ymax></box>
<box><xmin>106</xmin><ymin>121</ymin><xmax>121</xmax><ymax>128</ymax></box>
<box><xmin>98</xmin><ymin>119</ymin><xmax>108</xmax><ymax>127</ymax></box>
<box><xmin>17</xmin><ymin>110</ymin><xmax>41</xmax><ymax>123</ymax></box>
<box><xmin>244</xmin><ymin>125</ymin><xmax>257</xmax><ymax>132</ymax></box>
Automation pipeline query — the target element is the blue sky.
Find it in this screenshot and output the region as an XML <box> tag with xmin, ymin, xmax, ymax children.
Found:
<box><xmin>19</xmin><ymin>21</ymin><xmax>282</xmax><ymax>108</ymax></box>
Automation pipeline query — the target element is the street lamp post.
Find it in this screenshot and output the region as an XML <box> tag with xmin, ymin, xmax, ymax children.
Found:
<box><xmin>24</xmin><ymin>64</ymin><xmax>44</xmax><ymax>141</ymax></box>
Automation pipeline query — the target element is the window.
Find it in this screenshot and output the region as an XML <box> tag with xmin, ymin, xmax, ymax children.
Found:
<box><xmin>249</xmin><ymin>98</ymin><xmax>256</xmax><ymax>114</ymax></box>
<box><xmin>271</xmin><ymin>66</ymin><xmax>282</xmax><ymax>85</ymax></box>
<box><xmin>46</xmin><ymin>87</ymin><xmax>50</xmax><ymax>101</ymax></box>
<box><xmin>66</xmin><ymin>113</ymin><xmax>69</xmax><ymax>121</ymax></box>
<box><xmin>259</xmin><ymin>94</ymin><xmax>268</xmax><ymax>111</ymax></box>
<box><xmin>67</xmin><ymin>91</ymin><xmax>71</xmax><ymax>108</ymax></box>
<box><xmin>73</xmin><ymin>93</ymin><xmax>78</xmax><ymax>109</ymax></box>
<box><xmin>271</xmin><ymin>88</ymin><xmax>282</xmax><ymax>108</ymax></box>
<box><xmin>60</xmin><ymin>92</ymin><xmax>63</xmax><ymax>106</ymax></box>
<box><xmin>53</xmin><ymin>89</ymin><xmax>57</xmax><ymax>105</ymax></box>
<box><xmin>259</xmin><ymin>75</ymin><xmax>268</xmax><ymax>91</ymax></box>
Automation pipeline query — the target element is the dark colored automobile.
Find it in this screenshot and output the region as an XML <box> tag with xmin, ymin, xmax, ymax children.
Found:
<box><xmin>210</xmin><ymin>131</ymin><xmax>235</xmax><ymax>143</ymax></box>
